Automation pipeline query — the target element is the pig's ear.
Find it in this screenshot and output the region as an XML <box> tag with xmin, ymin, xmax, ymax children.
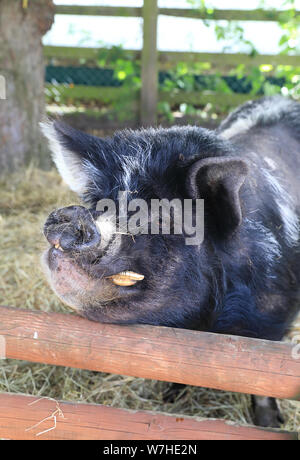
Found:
<box><xmin>187</xmin><ymin>156</ymin><xmax>249</xmax><ymax>236</ymax></box>
<box><xmin>40</xmin><ymin>120</ymin><xmax>101</xmax><ymax>195</ymax></box>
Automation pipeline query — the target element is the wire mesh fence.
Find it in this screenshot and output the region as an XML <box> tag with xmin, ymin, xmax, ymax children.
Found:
<box><xmin>45</xmin><ymin>64</ymin><xmax>287</xmax><ymax>94</ymax></box>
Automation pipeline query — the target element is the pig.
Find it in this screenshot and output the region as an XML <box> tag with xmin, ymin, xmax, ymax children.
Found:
<box><xmin>41</xmin><ymin>96</ymin><xmax>300</xmax><ymax>428</ymax></box>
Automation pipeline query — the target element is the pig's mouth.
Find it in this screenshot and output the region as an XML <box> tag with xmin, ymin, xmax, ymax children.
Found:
<box><xmin>52</xmin><ymin>241</ymin><xmax>144</xmax><ymax>286</ymax></box>
<box><xmin>42</xmin><ymin>205</ymin><xmax>146</xmax><ymax>312</ymax></box>
<box><xmin>42</xmin><ymin>243</ymin><xmax>145</xmax><ymax>313</ymax></box>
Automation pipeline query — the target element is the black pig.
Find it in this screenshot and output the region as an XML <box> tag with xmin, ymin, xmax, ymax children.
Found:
<box><xmin>41</xmin><ymin>96</ymin><xmax>300</xmax><ymax>427</ymax></box>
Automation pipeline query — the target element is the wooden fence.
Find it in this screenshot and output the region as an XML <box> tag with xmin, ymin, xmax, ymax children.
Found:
<box><xmin>0</xmin><ymin>305</ymin><xmax>299</xmax><ymax>440</ymax></box>
<box><xmin>44</xmin><ymin>1</ymin><xmax>300</xmax><ymax>125</ymax></box>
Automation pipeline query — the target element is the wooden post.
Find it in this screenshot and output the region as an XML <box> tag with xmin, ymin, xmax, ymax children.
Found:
<box><xmin>141</xmin><ymin>0</ymin><xmax>158</xmax><ymax>126</ymax></box>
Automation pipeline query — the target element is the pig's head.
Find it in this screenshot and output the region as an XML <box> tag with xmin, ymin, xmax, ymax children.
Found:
<box><xmin>41</xmin><ymin>121</ymin><xmax>249</xmax><ymax>329</ymax></box>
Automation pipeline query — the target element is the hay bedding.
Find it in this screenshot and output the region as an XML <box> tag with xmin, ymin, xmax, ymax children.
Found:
<box><xmin>0</xmin><ymin>166</ymin><xmax>299</xmax><ymax>432</ymax></box>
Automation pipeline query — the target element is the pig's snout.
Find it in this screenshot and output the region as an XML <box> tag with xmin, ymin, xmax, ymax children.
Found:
<box><xmin>44</xmin><ymin>205</ymin><xmax>100</xmax><ymax>252</ymax></box>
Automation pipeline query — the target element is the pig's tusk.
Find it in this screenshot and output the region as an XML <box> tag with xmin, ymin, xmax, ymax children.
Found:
<box><xmin>108</xmin><ymin>271</ymin><xmax>144</xmax><ymax>286</ymax></box>
<box><xmin>54</xmin><ymin>243</ymin><xmax>64</xmax><ymax>252</ymax></box>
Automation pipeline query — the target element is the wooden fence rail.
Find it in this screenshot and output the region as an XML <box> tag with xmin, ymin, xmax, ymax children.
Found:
<box><xmin>0</xmin><ymin>306</ymin><xmax>299</xmax><ymax>400</ymax></box>
<box><xmin>0</xmin><ymin>393</ymin><xmax>297</xmax><ymax>440</ymax></box>
<box><xmin>0</xmin><ymin>305</ymin><xmax>299</xmax><ymax>440</ymax></box>
<box><xmin>45</xmin><ymin>83</ymin><xmax>255</xmax><ymax>111</ymax></box>
<box><xmin>44</xmin><ymin>46</ymin><xmax>300</xmax><ymax>69</ymax></box>
<box><xmin>54</xmin><ymin>5</ymin><xmax>300</xmax><ymax>22</ymax></box>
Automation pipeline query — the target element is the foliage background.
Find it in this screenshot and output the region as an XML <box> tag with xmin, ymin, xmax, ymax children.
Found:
<box><xmin>46</xmin><ymin>0</ymin><xmax>300</xmax><ymax>122</ymax></box>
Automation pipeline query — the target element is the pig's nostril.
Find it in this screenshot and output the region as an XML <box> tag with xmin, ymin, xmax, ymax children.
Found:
<box><xmin>55</xmin><ymin>221</ymin><xmax>100</xmax><ymax>252</ymax></box>
<box><xmin>78</xmin><ymin>224</ymin><xmax>101</xmax><ymax>251</ymax></box>
<box><xmin>44</xmin><ymin>206</ymin><xmax>101</xmax><ymax>252</ymax></box>
<box><xmin>59</xmin><ymin>226</ymin><xmax>81</xmax><ymax>251</ymax></box>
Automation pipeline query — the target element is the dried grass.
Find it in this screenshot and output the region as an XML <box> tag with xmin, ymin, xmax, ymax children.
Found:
<box><xmin>0</xmin><ymin>166</ymin><xmax>299</xmax><ymax>432</ymax></box>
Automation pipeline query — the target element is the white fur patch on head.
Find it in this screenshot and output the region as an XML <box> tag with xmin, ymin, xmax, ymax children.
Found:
<box><xmin>245</xmin><ymin>218</ymin><xmax>281</xmax><ymax>272</ymax></box>
<box><xmin>276</xmin><ymin>200</ymin><xmax>299</xmax><ymax>247</ymax></box>
<box><xmin>261</xmin><ymin>167</ymin><xmax>299</xmax><ymax>247</ymax></box>
<box><xmin>95</xmin><ymin>215</ymin><xmax>116</xmax><ymax>250</ymax></box>
<box><xmin>40</xmin><ymin>121</ymin><xmax>88</xmax><ymax>195</ymax></box>
<box><xmin>263</xmin><ymin>157</ymin><xmax>277</xmax><ymax>170</ymax></box>
<box><xmin>113</xmin><ymin>136</ymin><xmax>153</xmax><ymax>191</ymax></box>
<box><xmin>220</xmin><ymin>97</ymin><xmax>292</xmax><ymax>140</ymax></box>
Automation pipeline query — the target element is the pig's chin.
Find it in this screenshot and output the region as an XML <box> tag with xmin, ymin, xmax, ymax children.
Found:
<box><xmin>41</xmin><ymin>247</ymin><xmax>120</xmax><ymax>312</ymax></box>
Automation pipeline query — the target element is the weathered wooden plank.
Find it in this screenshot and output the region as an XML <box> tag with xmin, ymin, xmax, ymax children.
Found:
<box><xmin>158</xmin><ymin>50</ymin><xmax>300</xmax><ymax>68</ymax></box>
<box><xmin>45</xmin><ymin>84</ymin><xmax>139</xmax><ymax>104</ymax></box>
<box><xmin>45</xmin><ymin>83</ymin><xmax>255</xmax><ymax>110</ymax></box>
<box><xmin>44</xmin><ymin>45</ymin><xmax>103</xmax><ymax>61</ymax></box>
<box><xmin>141</xmin><ymin>0</ymin><xmax>158</xmax><ymax>126</ymax></box>
<box><xmin>0</xmin><ymin>306</ymin><xmax>299</xmax><ymax>400</ymax></box>
<box><xmin>161</xmin><ymin>90</ymin><xmax>257</xmax><ymax>107</ymax></box>
<box><xmin>158</xmin><ymin>8</ymin><xmax>300</xmax><ymax>22</ymax></box>
<box><xmin>43</xmin><ymin>46</ymin><xmax>300</xmax><ymax>69</ymax></box>
<box><xmin>54</xmin><ymin>5</ymin><xmax>299</xmax><ymax>22</ymax></box>
<box><xmin>0</xmin><ymin>393</ymin><xmax>296</xmax><ymax>440</ymax></box>
<box><xmin>55</xmin><ymin>5</ymin><xmax>141</xmax><ymax>17</ymax></box>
